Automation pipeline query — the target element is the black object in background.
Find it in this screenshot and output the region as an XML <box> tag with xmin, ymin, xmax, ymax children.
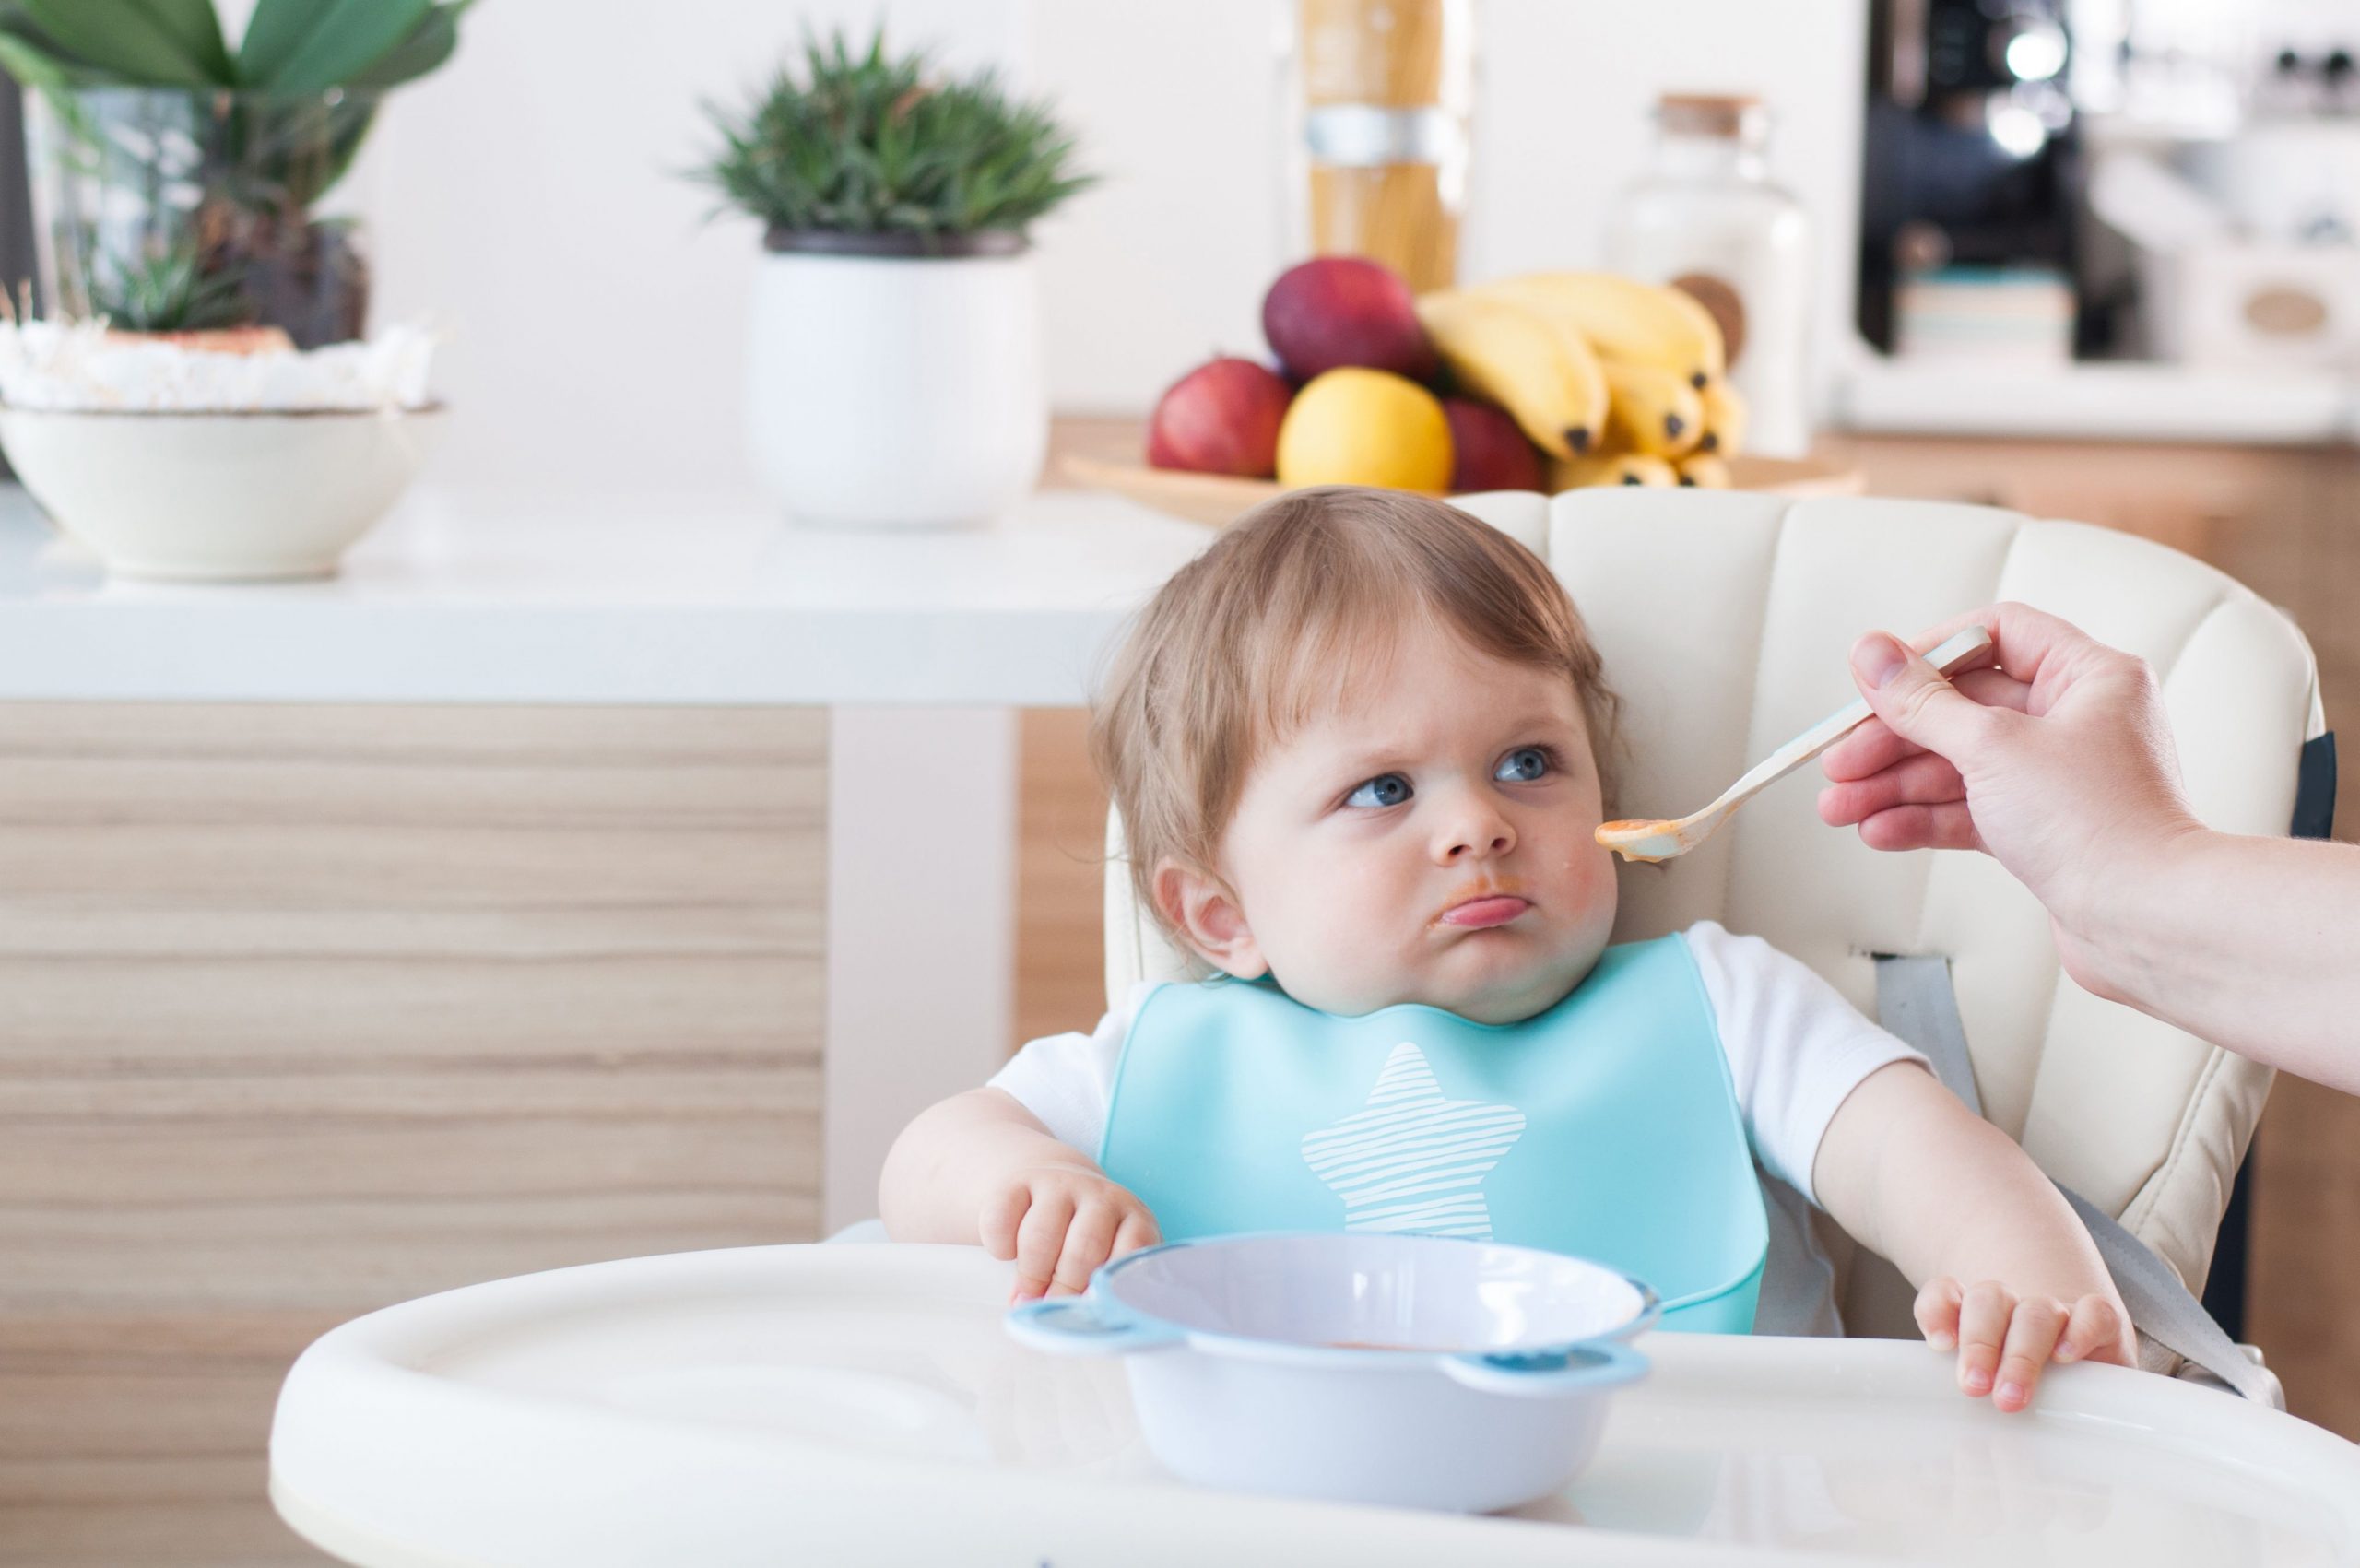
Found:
<box><xmin>0</xmin><ymin>73</ymin><xmax>29</xmax><ymax>483</ymax></box>
<box><xmin>2212</xmin><ymin>733</ymin><xmax>2345</xmax><ymax>1343</ymax></box>
<box><xmin>0</xmin><ymin>73</ymin><xmax>30</xmax><ymax>312</ymax></box>
<box><xmin>1857</xmin><ymin>0</ymin><xmax>2090</xmax><ymax>356</ymax></box>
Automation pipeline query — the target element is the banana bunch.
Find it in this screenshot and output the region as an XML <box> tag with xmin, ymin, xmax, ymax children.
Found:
<box><xmin>1412</xmin><ymin>289</ymin><xmax>1607</xmax><ymax>461</ymax></box>
<box><xmin>1696</xmin><ymin>378</ymin><xmax>1748</xmax><ymax>457</ymax></box>
<box><xmin>1484</xmin><ymin>272</ymin><xmax>1725</xmax><ymax>390</ymax></box>
<box><xmin>1428</xmin><ymin>271</ymin><xmax>1752</xmax><ymax>490</ymax></box>
<box><xmin>1549</xmin><ymin>453</ymin><xmax>1678</xmax><ymax>490</ymax></box>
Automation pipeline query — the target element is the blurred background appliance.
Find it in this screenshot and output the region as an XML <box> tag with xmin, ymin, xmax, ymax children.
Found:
<box><xmin>1858</xmin><ymin>0</ymin><xmax>2360</xmax><ymax>376</ymax></box>
<box><xmin>1857</xmin><ymin>0</ymin><xmax>2085</xmax><ymax>360</ymax></box>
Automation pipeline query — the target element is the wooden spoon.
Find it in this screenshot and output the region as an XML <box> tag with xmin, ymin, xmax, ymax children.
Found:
<box><xmin>1596</xmin><ymin>625</ymin><xmax>1994</xmax><ymax>864</ymax></box>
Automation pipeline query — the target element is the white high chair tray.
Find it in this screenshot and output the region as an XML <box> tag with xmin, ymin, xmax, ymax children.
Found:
<box><xmin>270</xmin><ymin>1243</ymin><xmax>2360</xmax><ymax>1568</ymax></box>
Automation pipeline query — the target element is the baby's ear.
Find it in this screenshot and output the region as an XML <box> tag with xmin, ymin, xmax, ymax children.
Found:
<box><xmin>1151</xmin><ymin>857</ymin><xmax>1268</xmax><ymax>979</ymax></box>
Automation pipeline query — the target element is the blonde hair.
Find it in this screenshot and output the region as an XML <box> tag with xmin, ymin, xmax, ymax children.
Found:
<box><xmin>1090</xmin><ymin>485</ymin><xmax>1621</xmax><ymax>942</ymax></box>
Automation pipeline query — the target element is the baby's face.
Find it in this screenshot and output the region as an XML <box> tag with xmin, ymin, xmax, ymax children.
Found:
<box><xmin>1192</xmin><ymin>619</ymin><xmax>1619</xmax><ymax>1024</ymax></box>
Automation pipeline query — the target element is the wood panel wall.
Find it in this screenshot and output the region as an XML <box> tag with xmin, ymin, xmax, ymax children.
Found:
<box><xmin>1014</xmin><ymin>709</ymin><xmax>1113</xmax><ymax>1047</ymax></box>
<box><xmin>0</xmin><ymin>704</ymin><xmax>826</xmax><ymax>1565</ymax></box>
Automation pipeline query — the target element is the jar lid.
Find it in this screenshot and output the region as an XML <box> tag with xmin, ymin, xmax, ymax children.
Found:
<box><xmin>1656</xmin><ymin>93</ymin><xmax>1769</xmax><ymax>142</ymax></box>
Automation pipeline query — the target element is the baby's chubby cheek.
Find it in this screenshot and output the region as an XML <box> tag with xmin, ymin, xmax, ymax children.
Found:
<box><xmin>1556</xmin><ymin>837</ymin><xmax>1622</xmax><ymax>943</ymax></box>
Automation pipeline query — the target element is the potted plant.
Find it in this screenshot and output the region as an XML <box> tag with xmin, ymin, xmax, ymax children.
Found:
<box><xmin>0</xmin><ymin>0</ymin><xmax>474</xmax><ymax>348</ymax></box>
<box><xmin>695</xmin><ymin>29</ymin><xmax>1092</xmax><ymax>528</ymax></box>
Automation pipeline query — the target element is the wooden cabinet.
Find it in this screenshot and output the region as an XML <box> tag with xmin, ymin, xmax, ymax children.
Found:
<box><xmin>0</xmin><ymin>704</ymin><xmax>827</xmax><ymax>1564</ymax></box>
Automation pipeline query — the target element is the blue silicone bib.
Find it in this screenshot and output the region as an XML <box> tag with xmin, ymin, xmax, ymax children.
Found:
<box><xmin>1098</xmin><ymin>936</ymin><xmax>1767</xmax><ymax>1333</ymax></box>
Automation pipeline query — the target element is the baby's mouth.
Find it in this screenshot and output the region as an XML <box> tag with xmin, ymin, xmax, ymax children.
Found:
<box><xmin>1436</xmin><ymin>894</ymin><xmax>1530</xmax><ymax>929</ymax></box>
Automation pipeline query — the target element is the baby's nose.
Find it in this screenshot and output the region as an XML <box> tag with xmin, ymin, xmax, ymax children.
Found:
<box><xmin>1447</xmin><ymin>831</ymin><xmax>1511</xmax><ymax>857</ymax></box>
<box><xmin>1439</xmin><ymin>813</ymin><xmax>1516</xmax><ymax>861</ymax></box>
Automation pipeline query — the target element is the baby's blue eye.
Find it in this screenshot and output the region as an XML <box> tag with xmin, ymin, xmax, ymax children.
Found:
<box><xmin>1496</xmin><ymin>747</ymin><xmax>1552</xmax><ymax>783</ymax></box>
<box><xmin>1346</xmin><ymin>773</ymin><xmax>1413</xmax><ymax>808</ymax></box>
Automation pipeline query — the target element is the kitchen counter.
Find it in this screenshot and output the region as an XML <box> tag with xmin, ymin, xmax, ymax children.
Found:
<box><xmin>1834</xmin><ymin>359</ymin><xmax>2355</xmax><ymax>445</ymax></box>
<box><xmin>0</xmin><ymin>482</ymin><xmax>1214</xmax><ymax>707</ymax></box>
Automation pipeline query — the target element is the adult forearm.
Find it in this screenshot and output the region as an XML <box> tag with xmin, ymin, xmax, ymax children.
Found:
<box><xmin>2065</xmin><ymin>830</ymin><xmax>2360</xmax><ymax>1093</ymax></box>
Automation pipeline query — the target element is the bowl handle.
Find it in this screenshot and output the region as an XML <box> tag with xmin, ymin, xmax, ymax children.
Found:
<box><xmin>1004</xmin><ymin>1295</ymin><xmax>1183</xmax><ymax>1357</ymax></box>
<box><xmin>1440</xmin><ymin>1340</ymin><xmax>1648</xmax><ymax>1398</ymax></box>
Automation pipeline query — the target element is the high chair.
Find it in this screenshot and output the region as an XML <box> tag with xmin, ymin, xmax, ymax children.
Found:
<box><xmin>269</xmin><ymin>489</ymin><xmax>2358</xmax><ymax>1568</ymax></box>
<box><xmin>1104</xmin><ymin>488</ymin><xmax>2326</xmax><ymax>1401</ymax></box>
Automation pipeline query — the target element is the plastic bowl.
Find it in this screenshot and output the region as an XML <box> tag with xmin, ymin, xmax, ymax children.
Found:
<box><xmin>1007</xmin><ymin>1232</ymin><xmax>1657</xmax><ymax>1513</ymax></box>
<box><xmin>0</xmin><ymin>404</ymin><xmax>444</xmax><ymax>582</ymax></box>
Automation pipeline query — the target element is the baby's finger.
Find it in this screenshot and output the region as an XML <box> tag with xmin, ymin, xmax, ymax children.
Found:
<box><xmin>1111</xmin><ymin>1208</ymin><xmax>1162</xmax><ymax>1259</ymax></box>
<box><xmin>1048</xmin><ymin>1199</ymin><xmax>1119</xmax><ymax>1298</ymax></box>
<box><xmin>1913</xmin><ymin>1276</ymin><xmax>1965</xmax><ymax>1350</ymax></box>
<box><xmin>2057</xmin><ymin>1294</ymin><xmax>2127</xmax><ymax>1366</ymax></box>
<box><xmin>979</xmin><ymin>1185</ymin><xmax>1030</xmax><ymax>1262</ymax></box>
<box><xmin>1010</xmin><ymin>1188</ymin><xmax>1076</xmax><ymax>1303</ymax></box>
<box><xmin>1954</xmin><ymin>1281</ymin><xmax>2014</xmax><ymax>1398</ymax></box>
<box><xmin>1994</xmin><ymin>1297</ymin><xmax>2069</xmax><ymax>1413</ymax></box>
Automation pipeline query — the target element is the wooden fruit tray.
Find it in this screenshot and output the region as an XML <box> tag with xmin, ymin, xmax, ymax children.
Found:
<box><xmin>1060</xmin><ymin>452</ymin><xmax>1865</xmax><ymax>530</ymax></box>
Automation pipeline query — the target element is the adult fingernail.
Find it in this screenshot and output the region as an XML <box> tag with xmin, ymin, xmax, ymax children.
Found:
<box><xmin>1852</xmin><ymin>632</ymin><xmax>1907</xmax><ymax>690</ymax></box>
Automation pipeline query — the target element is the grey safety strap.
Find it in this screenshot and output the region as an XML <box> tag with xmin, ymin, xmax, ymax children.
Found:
<box><xmin>1873</xmin><ymin>954</ymin><xmax>2283</xmax><ymax>1407</ymax></box>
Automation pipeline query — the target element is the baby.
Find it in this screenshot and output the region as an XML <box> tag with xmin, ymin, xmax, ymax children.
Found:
<box><xmin>881</xmin><ymin>486</ymin><xmax>2133</xmax><ymax>1412</ymax></box>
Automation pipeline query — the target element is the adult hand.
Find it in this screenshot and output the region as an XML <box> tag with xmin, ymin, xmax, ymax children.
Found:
<box><xmin>1817</xmin><ymin>603</ymin><xmax>2204</xmax><ymax>995</ymax></box>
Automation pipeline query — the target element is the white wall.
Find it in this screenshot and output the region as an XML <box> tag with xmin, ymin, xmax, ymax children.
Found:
<box><xmin>360</xmin><ymin>1</ymin><xmax>1867</xmax><ymax>491</ymax></box>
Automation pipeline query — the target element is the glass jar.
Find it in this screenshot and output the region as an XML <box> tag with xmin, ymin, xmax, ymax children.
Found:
<box><xmin>1608</xmin><ymin>94</ymin><xmax>1813</xmax><ymax>458</ymax></box>
<box><xmin>25</xmin><ymin>87</ymin><xmax>381</xmax><ymax>348</ymax></box>
<box><xmin>1281</xmin><ymin>0</ymin><xmax>1476</xmax><ymax>292</ymax></box>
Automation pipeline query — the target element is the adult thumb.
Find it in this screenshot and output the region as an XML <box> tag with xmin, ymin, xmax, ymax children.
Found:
<box><xmin>1849</xmin><ymin>631</ymin><xmax>1994</xmax><ymax>762</ymax></box>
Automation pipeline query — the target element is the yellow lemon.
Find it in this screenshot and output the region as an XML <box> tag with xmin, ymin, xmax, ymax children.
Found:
<box><xmin>1274</xmin><ymin>368</ymin><xmax>1454</xmax><ymax>491</ymax></box>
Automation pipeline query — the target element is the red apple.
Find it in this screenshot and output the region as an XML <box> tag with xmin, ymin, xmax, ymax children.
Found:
<box><xmin>1146</xmin><ymin>357</ymin><xmax>1294</xmax><ymax>477</ymax></box>
<box><xmin>1442</xmin><ymin>397</ymin><xmax>1544</xmax><ymax>493</ymax></box>
<box><xmin>1262</xmin><ymin>256</ymin><xmax>1435</xmax><ymax>383</ymax></box>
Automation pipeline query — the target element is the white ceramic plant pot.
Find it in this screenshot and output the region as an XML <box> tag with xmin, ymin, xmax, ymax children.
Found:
<box><xmin>746</xmin><ymin>233</ymin><xmax>1047</xmax><ymax>529</ymax></box>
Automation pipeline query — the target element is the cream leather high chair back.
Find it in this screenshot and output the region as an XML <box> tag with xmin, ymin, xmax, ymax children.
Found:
<box><xmin>1103</xmin><ymin>489</ymin><xmax>2324</xmax><ymax>1355</ymax></box>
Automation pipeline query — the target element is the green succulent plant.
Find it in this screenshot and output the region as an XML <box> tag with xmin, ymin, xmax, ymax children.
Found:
<box><xmin>90</xmin><ymin>242</ymin><xmax>252</xmax><ymax>333</ymax></box>
<box><xmin>695</xmin><ymin>29</ymin><xmax>1092</xmax><ymax>247</ymax></box>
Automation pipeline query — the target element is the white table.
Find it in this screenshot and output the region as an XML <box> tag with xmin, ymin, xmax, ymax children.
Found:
<box><xmin>0</xmin><ymin>484</ymin><xmax>1212</xmax><ymax>706</ymax></box>
<box><xmin>268</xmin><ymin>1243</ymin><xmax>2360</xmax><ymax>1567</ymax></box>
<box><xmin>0</xmin><ymin>482</ymin><xmax>1216</xmax><ymax>1226</ymax></box>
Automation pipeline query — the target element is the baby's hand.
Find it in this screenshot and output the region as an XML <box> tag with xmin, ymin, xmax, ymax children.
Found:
<box><xmin>1915</xmin><ymin>1278</ymin><xmax>2131</xmax><ymax>1412</ymax></box>
<box><xmin>982</xmin><ymin>1163</ymin><xmax>1161</xmax><ymax>1303</ymax></box>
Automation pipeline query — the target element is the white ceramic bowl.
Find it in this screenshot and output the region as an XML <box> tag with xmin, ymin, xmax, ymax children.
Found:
<box><xmin>0</xmin><ymin>404</ymin><xmax>445</xmax><ymax>582</ymax></box>
<box><xmin>1007</xmin><ymin>1232</ymin><xmax>1657</xmax><ymax>1514</ymax></box>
